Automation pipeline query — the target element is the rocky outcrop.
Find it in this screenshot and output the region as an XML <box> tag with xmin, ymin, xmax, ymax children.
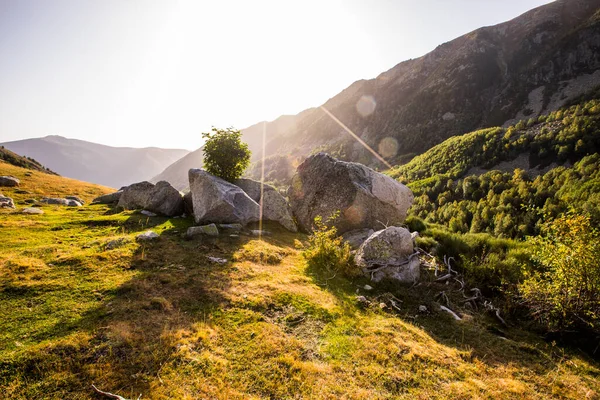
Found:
<box><xmin>355</xmin><ymin>226</ymin><xmax>420</xmax><ymax>283</ymax></box>
<box><xmin>188</xmin><ymin>169</ymin><xmax>259</xmax><ymax>225</ymax></box>
<box><xmin>288</xmin><ymin>153</ymin><xmax>413</xmax><ymax>233</ymax></box>
<box><xmin>117</xmin><ymin>181</ymin><xmax>183</xmax><ymax>217</ymax></box>
<box><xmin>0</xmin><ymin>176</ymin><xmax>19</xmax><ymax>187</ymax></box>
<box><xmin>92</xmin><ymin>190</ymin><xmax>123</xmax><ymax>204</ymax></box>
<box><xmin>235</xmin><ymin>178</ymin><xmax>297</xmax><ymax>232</ymax></box>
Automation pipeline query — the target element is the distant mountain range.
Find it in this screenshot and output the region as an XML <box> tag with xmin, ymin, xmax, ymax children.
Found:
<box><xmin>153</xmin><ymin>0</ymin><xmax>600</xmax><ymax>189</ymax></box>
<box><xmin>0</xmin><ymin>135</ymin><xmax>189</xmax><ymax>188</ymax></box>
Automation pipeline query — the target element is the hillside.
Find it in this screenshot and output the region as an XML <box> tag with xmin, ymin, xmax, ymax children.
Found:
<box><xmin>2</xmin><ymin>162</ymin><xmax>599</xmax><ymax>398</ymax></box>
<box><xmin>388</xmin><ymin>98</ymin><xmax>600</xmax><ymax>238</ymax></box>
<box><xmin>1</xmin><ymin>135</ymin><xmax>190</xmax><ymax>189</ymax></box>
<box><xmin>263</xmin><ymin>0</ymin><xmax>600</xmax><ymax>166</ymax></box>
<box><xmin>0</xmin><ymin>146</ymin><xmax>57</xmax><ymax>175</ymax></box>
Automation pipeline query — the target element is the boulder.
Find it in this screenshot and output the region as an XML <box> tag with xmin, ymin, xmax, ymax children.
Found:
<box><xmin>117</xmin><ymin>181</ymin><xmax>183</xmax><ymax>217</ymax></box>
<box><xmin>186</xmin><ymin>224</ymin><xmax>219</xmax><ymax>238</ymax></box>
<box><xmin>92</xmin><ymin>191</ymin><xmax>123</xmax><ymax>204</ymax></box>
<box><xmin>66</xmin><ymin>200</ymin><xmax>82</xmax><ymax>207</ymax></box>
<box><xmin>0</xmin><ymin>176</ymin><xmax>19</xmax><ymax>187</ymax></box>
<box><xmin>288</xmin><ymin>153</ymin><xmax>413</xmax><ymax>233</ymax></box>
<box><xmin>0</xmin><ymin>195</ymin><xmax>15</xmax><ymax>209</ymax></box>
<box><xmin>188</xmin><ymin>169</ymin><xmax>259</xmax><ymax>225</ymax></box>
<box><xmin>354</xmin><ymin>226</ymin><xmax>420</xmax><ymax>283</ymax></box>
<box><xmin>235</xmin><ymin>178</ymin><xmax>297</xmax><ymax>232</ymax></box>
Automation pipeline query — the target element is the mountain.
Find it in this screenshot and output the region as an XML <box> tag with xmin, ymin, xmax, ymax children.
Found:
<box><xmin>0</xmin><ymin>146</ymin><xmax>57</xmax><ymax>175</ymax></box>
<box><xmin>262</xmin><ymin>0</ymin><xmax>600</xmax><ymax>167</ymax></box>
<box><xmin>0</xmin><ymin>135</ymin><xmax>190</xmax><ymax>189</ymax></box>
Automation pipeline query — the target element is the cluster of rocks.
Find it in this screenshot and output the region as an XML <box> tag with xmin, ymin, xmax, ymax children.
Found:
<box><xmin>40</xmin><ymin>196</ymin><xmax>84</xmax><ymax>207</ymax></box>
<box><xmin>92</xmin><ymin>152</ymin><xmax>418</xmax><ymax>283</ymax></box>
<box><xmin>0</xmin><ymin>192</ymin><xmax>15</xmax><ymax>209</ymax></box>
<box><xmin>288</xmin><ymin>153</ymin><xmax>418</xmax><ymax>283</ymax></box>
<box><xmin>92</xmin><ymin>170</ymin><xmax>299</xmax><ymax>235</ymax></box>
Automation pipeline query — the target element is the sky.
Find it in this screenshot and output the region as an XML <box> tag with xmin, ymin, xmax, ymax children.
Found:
<box><xmin>0</xmin><ymin>0</ymin><xmax>553</xmax><ymax>151</ymax></box>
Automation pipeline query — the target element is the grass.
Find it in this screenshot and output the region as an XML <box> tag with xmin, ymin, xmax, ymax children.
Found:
<box><xmin>1</xmin><ymin>161</ymin><xmax>600</xmax><ymax>399</ymax></box>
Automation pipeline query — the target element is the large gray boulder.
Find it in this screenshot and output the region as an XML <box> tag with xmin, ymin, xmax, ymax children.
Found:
<box><xmin>355</xmin><ymin>226</ymin><xmax>420</xmax><ymax>283</ymax></box>
<box><xmin>288</xmin><ymin>153</ymin><xmax>413</xmax><ymax>233</ymax></box>
<box><xmin>188</xmin><ymin>169</ymin><xmax>259</xmax><ymax>225</ymax></box>
<box><xmin>235</xmin><ymin>178</ymin><xmax>297</xmax><ymax>232</ymax></box>
<box><xmin>117</xmin><ymin>181</ymin><xmax>183</xmax><ymax>217</ymax></box>
<box><xmin>92</xmin><ymin>190</ymin><xmax>123</xmax><ymax>204</ymax></box>
<box><xmin>0</xmin><ymin>176</ymin><xmax>19</xmax><ymax>187</ymax></box>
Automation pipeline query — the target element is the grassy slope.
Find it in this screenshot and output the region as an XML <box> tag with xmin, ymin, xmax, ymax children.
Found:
<box><xmin>1</xmin><ymin>162</ymin><xmax>599</xmax><ymax>399</ymax></box>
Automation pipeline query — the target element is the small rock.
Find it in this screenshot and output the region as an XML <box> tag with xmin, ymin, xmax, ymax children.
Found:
<box><xmin>218</xmin><ymin>223</ymin><xmax>243</xmax><ymax>232</ymax></box>
<box><xmin>0</xmin><ymin>176</ymin><xmax>19</xmax><ymax>187</ymax></box>
<box><xmin>379</xmin><ymin>303</ymin><xmax>387</xmax><ymax>309</ymax></box>
<box><xmin>207</xmin><ymin>256</ymin><xmax>228</xmax><ymax>264</ymax></box>
<box><xmin>363</xmin><ymin>284</ymin><xmax>373</xmax><ymax>291</ymax></box>
<box><xmin>0</xmin><ymin>196</ymin><xmax>15</xmax><ymax>209</ymax></box>
<box><xmin>419</xmin><ymin>305</ymin><xmax>428</xmax><ymax>313</ymax></box>
<box><xmin>136</xmin><ymin>231</ymin><xmax>159</xmax><ymax>241</ymax></box>
<box><xmin>15</xmin><ymin>189</ymin><xmax>31</xmax><ymax>194</ymax></box>
<box><xmin>66</xmin><ymin>200</ymin><xmax>82</xmax><ymax>207</ymax></box>
<box><xmin>356</xmin><ymin>295</ymin><xmax>370</xmax><ymax>307</ymax></box>
<box><xmin>22</xmin><ymin>207</ymin><xmax>43</xmax><ymax>214</ymax></box>
<box><xmin>250</xmin><ymin>230</ymin><xmax>272</xmax><ymax>236</ymax></box>
<box><xmin>106</xmin><ymin>238</ymin><xmax>127</xmax><ymax>249</ymax></box>
<box><xmin>140</xmin><ymin>210</ymin><xmax>158</xmax><ymax>217</ymax></box>
<box><xmin>66</xmin><ymin>196</ymin><xmax>85</xmax><ymax>204</ymax></box>
<box><xmin>186</xmin><ymin>224</ymin><xmax>219</xmax><ymax>238</ymax></box>
<box><xmin>24</xmin><ymin>199</ymin><xmax>37</xmax><ymax>204</ymax></box>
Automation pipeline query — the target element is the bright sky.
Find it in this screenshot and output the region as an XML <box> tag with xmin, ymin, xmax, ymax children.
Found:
<box><xmin>0</xmin><ymin>0</ymin><xmax>553</xmax><ymax>150</ymax></box>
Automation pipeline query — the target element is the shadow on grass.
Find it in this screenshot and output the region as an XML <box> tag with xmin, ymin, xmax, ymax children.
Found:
<box><xmin>303</xmin><ymin>254</ymin><xmax>599</xmax><ymax>372</ymax></box>
<box><xmin>1</xmin><ymin>211</ymin><xmax>267</xmax><ymax>397</ymax></box>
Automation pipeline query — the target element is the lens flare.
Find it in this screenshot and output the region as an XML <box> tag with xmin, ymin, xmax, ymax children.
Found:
<box><xmin>356</xmin><ymin>95</ymin><xmax>376</xmax><ymax>117</ymax></box>
<box><xmin>378</xmin><ymin>137</ymin><xmax>399</xmax><ymax>158</ymax></box>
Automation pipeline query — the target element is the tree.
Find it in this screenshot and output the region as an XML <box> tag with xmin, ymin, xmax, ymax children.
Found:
<box><xmin>202</xmin><ymin>127</ymin><xmax>251</xmax><ymax>182</ymax></box>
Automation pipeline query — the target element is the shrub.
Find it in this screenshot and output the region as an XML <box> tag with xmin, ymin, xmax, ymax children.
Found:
<box><xmin>202</xmin><ymin>127</ymin><xmax>251</xmax><ymax>182</ymax></box>
<box><xmin>300</xmin><ymin>214</ymin><xmax>358</xmax><ymax>277</ymax></box>
<box><xmin>519</xmin><ymin>213</ymin><xmax>600</xmax><ymax>334</ymax></box>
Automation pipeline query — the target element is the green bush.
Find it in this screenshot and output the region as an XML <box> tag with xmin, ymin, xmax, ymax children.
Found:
<box><xmin>300</xmin><ymin>214</ymin><xmax>358</xmax><ymax>277</ymax></box>
<box><xmin>519</xmin><ymin>214</ymin><xmax>600</xmax><ymax>334</ymax></box>
<box><xmin>202</xmin><ymin>127</ymin><xmax>251</xmax><ymax>182</ymax></box>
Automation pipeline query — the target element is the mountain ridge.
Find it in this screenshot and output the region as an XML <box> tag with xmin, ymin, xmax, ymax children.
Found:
<box><xmin>1</xmin><ymin>135</ymin><xmax>190</xmax><ymax>189</ymax></box>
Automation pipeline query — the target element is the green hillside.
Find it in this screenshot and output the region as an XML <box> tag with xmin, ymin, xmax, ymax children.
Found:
<box><xmin>2</xmin><ymin>163</ymin><xmax>599</xmax><ymax>398</ymax></box>
<box><xmin>389</xmin><ymin>99</ymin><xmax>600</xmax><ymax>238</ymax></box>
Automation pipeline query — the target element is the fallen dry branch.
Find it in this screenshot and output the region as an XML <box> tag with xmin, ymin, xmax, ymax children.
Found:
<box><xmin>92</xmin><ymin>384</ymin><xmax>141</xmax><ymax>400</ymax></box>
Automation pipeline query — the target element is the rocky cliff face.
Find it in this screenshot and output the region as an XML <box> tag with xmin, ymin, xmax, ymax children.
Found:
<box><xmin>260</xmin><ymin>0</ymin><xmax>600</xmax><ymax>166</ymax></box>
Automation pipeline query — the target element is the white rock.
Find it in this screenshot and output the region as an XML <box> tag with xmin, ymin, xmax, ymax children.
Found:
<box><xmin>136</xmin><ymin>231</ymin><xmax>159</xmax><ymax>241</ymax></box>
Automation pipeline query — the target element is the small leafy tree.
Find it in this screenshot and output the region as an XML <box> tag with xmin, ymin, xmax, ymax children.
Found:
<box><xmin>519</xmin><ymin>213</ymin><xmax>600</xmax><ymax>334</ymax></box>
<box><xmin>202</xmin><ymin>127</ymin><xmax>251</xmax><ymax>182</ymax></box>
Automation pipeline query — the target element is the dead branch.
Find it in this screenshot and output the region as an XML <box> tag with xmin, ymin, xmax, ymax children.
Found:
<box><xmin>92</xmin><ymin>384</ymin><xmax>141</xmax><ymax>400</ymax></box>
<box><xmin>439</xmin><ymin>305</ymin><xmax>461</xmax><ymax>320</ymax></box>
